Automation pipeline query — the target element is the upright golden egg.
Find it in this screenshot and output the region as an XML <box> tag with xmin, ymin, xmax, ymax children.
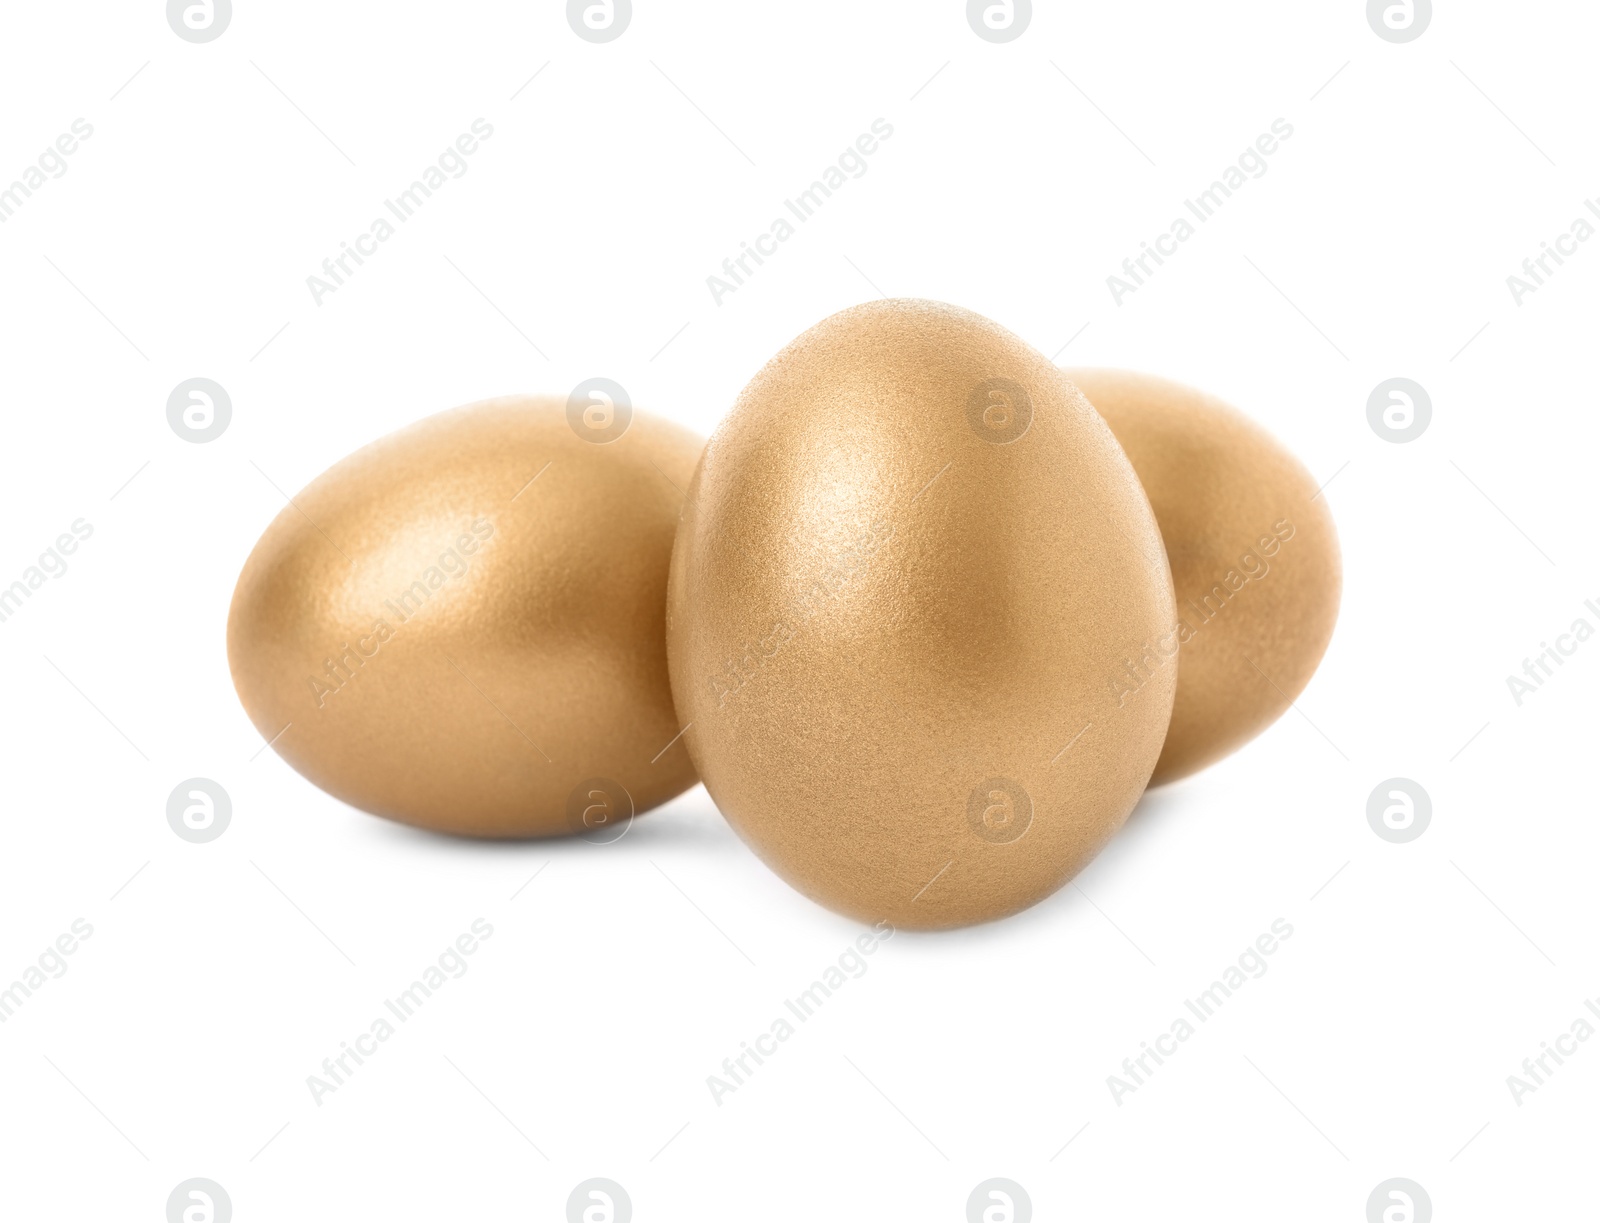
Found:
<box><xmin>667</xmin><ymin>301</ymin><xmax>1176</xmax><ymax>929</ymax></box>
<box><xmin>1066</xmin><ymin>369</ymin><xmax>1341</xmax><ymax>784</ymax></box>
<box><xmin>227</xmin><ymin>395</ymin><xmax>703</xmax><ymax>837</ymax></box>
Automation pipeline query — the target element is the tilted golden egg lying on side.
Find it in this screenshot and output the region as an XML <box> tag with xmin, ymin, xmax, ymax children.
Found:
<box><xmin>227</xmin><ymin>395</ymin><xmax>703</xmax><ymax>837</ymax></box>
<box><xmin>1066</xmin><ymin>369</ymin><xmax>1341</xmax><ymax>784</ymax></box>
<box><xmin>667</xmin><ymin>300</ymin><xmax>1177</xmax><ymax>930</ymax></box>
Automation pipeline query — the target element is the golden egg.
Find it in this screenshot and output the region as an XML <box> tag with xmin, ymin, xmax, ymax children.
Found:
<box><xmin>227</xmin><ymin>395</ymin><xmax>703</xmax><ymax>837</ymax></box>
<box><xmin>1066</xmin><ymin>369</ymin><xmax>1341</xmax><ymax>784</ymax></box>
<box><xmin>667</xmin><ymin>301</ymin><xmax>1176</xmax><ymax>929</ymax></box>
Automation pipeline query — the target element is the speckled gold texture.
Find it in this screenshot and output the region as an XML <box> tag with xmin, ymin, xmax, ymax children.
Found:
<box><xmin>227</xmin><ymin>396</ymin><xmax>703</xmax><ymax>837</ymax></box>
<box><xmin>1067</xmin><ymin>369</ymin><xmax>1342</xmax><ymax>785</ymax></box>
<box><xmin>667</xmin><ymin>301</ymin><xmax>1177</xmax><ymax>929</ymax></box>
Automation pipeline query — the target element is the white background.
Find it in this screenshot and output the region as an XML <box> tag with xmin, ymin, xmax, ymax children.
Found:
<box><xmin>1</xmin><ymin>1</ymin><xmax>1594</xmax><ymax>1219</ymax></box>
